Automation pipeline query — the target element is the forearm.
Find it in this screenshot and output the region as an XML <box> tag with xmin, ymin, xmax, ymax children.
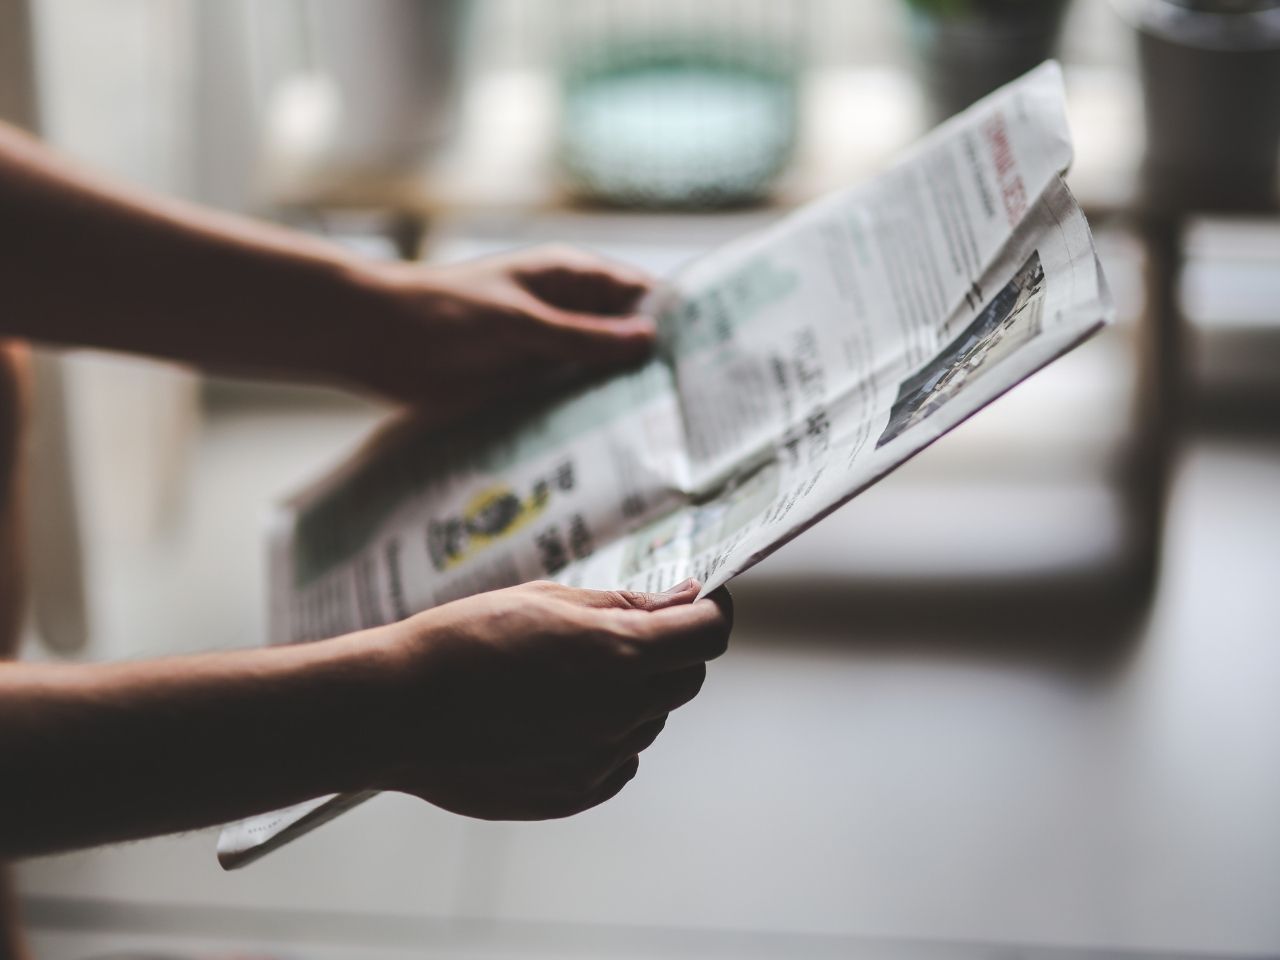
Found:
<box><xmin>0</xmin><ymin>121</ymin><xmax>378</xmax><ymax>387</ymax></box>
<box><xmin>0</xmin><ymin>629</ymin><xmax>400</xmax><ymax>858</ymax></box>
<box><xmin>0</xmin><ymin>868</ymin><xmax>28</xmax><ymax>960</ymax></box>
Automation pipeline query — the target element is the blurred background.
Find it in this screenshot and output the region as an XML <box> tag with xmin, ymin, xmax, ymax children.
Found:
<box><xmin>2</xmin><ymin>0</ymin><xmax>1279</xmax><ymax>957</ymax></box>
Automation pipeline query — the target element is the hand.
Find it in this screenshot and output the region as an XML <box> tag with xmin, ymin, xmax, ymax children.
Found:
<box><xmin>373</xmin><ymin>579</ymin><xmax>732</xmax><ymax>820</ymax></box>
<box><xmin>351</xmin><ymin>245</ymin><xmax>657</xmax><ymax>414</ymax></box>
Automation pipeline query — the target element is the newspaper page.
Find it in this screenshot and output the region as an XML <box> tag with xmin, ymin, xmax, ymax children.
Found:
<box><xmin>218</xmin><ymin>62</ymin><xmax>1113</xmax><ymax>868</ymax></box>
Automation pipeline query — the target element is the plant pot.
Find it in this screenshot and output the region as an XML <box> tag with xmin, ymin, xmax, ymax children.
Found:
<box><xmin>1122</xmin><ymin>0</ymin><xmax>1280</xmax><ymax>211</ymax></box>
<box><xmin>907</xmin><ymin>3</ymin><xmax>1071</xmax><ymax>123</ymax></box>
<box><xmin>556</xmin><ymin>1</ymin><xmax>806</xmax><ymax>209</ymax></box>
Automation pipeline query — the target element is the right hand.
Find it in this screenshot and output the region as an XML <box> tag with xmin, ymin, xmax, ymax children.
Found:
<box><xmin>346</xmin><ymin>245</ymin><xmax>656</xmax><ymax>415</ymax></box>
<box><xmin>372</xmin><ymin>579</ymin><xmax>732</xmax><ymax>820</ymax></box>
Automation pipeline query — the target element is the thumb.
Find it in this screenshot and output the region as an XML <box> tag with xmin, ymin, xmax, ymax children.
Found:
<box><xmin>573</xmin><ymin>579</ymin><xmax>701</xmax><ymax>613</ymax></box>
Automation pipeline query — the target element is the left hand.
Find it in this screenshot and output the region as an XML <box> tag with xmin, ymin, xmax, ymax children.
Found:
<box><xmin>365</xmin><ymin>579</ymin><xmax>733</xmax><ymax>821</ymax></box>
<box><xmin>347</xmin><ymin>245</ymin><xmax>657</xmax><ymax>414</ymax></box>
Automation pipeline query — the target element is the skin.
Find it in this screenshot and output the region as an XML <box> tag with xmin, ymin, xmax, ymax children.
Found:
<box><xmin>0</xmin><ymin>342</ymin><xmax>25</xmax><ymax>656</ymax></box>
<box><xmin>0</xmin><ymin>114</ymin><xmax>733</xmax><ymax>878</ymax></box>
<box><xmin>0</xmin><ymin>579</ymin><xmax>730</xmax><ymax>858</ymax></box>
<box><xmin>0</xmin><ymin>341</ymin><xmax>29</xmax><ymax>956</ymax></box>
<box><xmin>0</xmin><ymin>121</ymin><xmax>657</xmax><ymax>412</ymax></box>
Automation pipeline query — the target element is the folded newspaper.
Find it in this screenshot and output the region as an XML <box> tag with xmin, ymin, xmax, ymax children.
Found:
<box><xmin>219</xmin><ymin>63</ymin><xmax>1113</xmax><ymax>868</ymax></box>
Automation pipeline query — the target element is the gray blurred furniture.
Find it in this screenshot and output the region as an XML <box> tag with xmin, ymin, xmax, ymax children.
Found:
<box><xmin>0</xmin><ymin>0</ymin><xmax>89</xmax><ymax>655</ymax></box>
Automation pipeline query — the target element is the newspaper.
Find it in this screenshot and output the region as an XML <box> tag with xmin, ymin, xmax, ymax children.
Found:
<box><xmin>218</xmin><ymin>62</ymin><xmax>1113</xmax><ymax>868</ymax></box>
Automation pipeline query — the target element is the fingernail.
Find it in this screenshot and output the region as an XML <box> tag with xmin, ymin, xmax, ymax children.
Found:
<box><xmin>661</xmin><ymin>578</ymin><xmax>697</xmax><ymax>596</ymax></box>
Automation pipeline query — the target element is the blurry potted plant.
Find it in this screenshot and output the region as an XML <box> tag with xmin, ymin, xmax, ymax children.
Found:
<box><xmin>556</xmin><ymin>0</ymin><xmax>807</xmax><ymax>209</ymax></box>
<box><xmin>1121</xmin><ymin>0</ymin><xmax>1280</xmax><ymax>211</ymax></box>
<box><xmin>904</xmin><ymin>0</ymin><xmax>1073</xmax><ymax>122</ymax></box>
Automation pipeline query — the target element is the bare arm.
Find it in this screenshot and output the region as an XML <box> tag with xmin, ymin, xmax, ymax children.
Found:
<box><xmin>0</xmin><ymin>629</ymin><xmax>395</xmax><ymax>855</ymax></box>
<box><xmin>0</xmin><ymin>581</ymin><xmax>731</xmax><ymax>858</ymax></box>
<box><xmin>0</xmin><ymin>121</ymin><xmax>655</xmax><ymax>412</ymax></box>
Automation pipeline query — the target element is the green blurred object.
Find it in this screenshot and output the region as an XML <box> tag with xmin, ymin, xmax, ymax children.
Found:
<box><xmin>904</xmin><ymin>0</ymin><xmax>1073</xmax><ymax>122</ymax></box>
<box><xmin>558</xmin><ymin>4</ymin><xmax>805</xmax><ymax>209</ymax></box>
<box><xmin>905</xmin><ymin>0</ymin><xmax>1064</xmax><ymax>13</ymax></box>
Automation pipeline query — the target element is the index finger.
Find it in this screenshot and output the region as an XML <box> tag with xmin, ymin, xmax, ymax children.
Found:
<box><xmin>527</xmin><ymin>244</ymin><xmax>654</xmax><ymax>292</ymax></box>
<box><xmin>622</xmin><ymin>588</ymin><xmax>734</xmax><ymax>673</ymax></box>
<box><xmin>514</xmin><ymin>248</ymin><xmax>655</xmax><ymax>316</ymax></box>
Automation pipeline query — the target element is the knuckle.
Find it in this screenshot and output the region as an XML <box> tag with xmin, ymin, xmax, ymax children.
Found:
<box><xmin>593</xmin><ymin>605</ymin><xmax>641</xmax><ymax>638</ymax></box>
<box><xmin>614</xmin><ymin>635</ymin><xmax>644</xmax><ymax>664</ymax></box>
<box><xmin>709</xmin><ymin>626</ymin><xmax>731</xmax><ymax>659</ymax></box>
<box><xmin>635</xmin><ymin>720</ymin><xmax>666</xmax><ymax>752</ymax></box>
<box><xmin>603</xmin><ymin>623</ymin><xmax>647</xmax><ymax>666</ymax></box>
<box><xmin>692</xmin><ymin>666</ymin><xmax>708</xmax><ymax>695</ymax></box>
<box><xmin>674</xmin><ymin>665</ymin><xmax>707</xmax><ymax>702</ymax></box>
<box><xmin>712</xmin><ymin>588</ymin><xmax>735</xmax><ymax>626</ymax></box>
<box><xmin>599</xmin><ymin>589</ymin><xmax>637</xmax><ymax>609</ymax></box>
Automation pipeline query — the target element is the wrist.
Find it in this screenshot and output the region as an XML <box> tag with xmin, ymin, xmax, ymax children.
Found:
<box><xmin>293</xmin><ymin>625</ymin><xmax>414</xmax><ymax>795</ymax></box>
<box><xmin>338</xmin><ymin>612</ymin><xmax>455</xmax><ymax>795</ymax></box>
<box><xmin>319</xmin><ymin>258</ymin><xmax>433</xmax><ymax>401</ymax></box>
<box><xmin>296</xmin><ymin>254</ymin><xmax>395</xmax><ymax>395</ymax></box>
